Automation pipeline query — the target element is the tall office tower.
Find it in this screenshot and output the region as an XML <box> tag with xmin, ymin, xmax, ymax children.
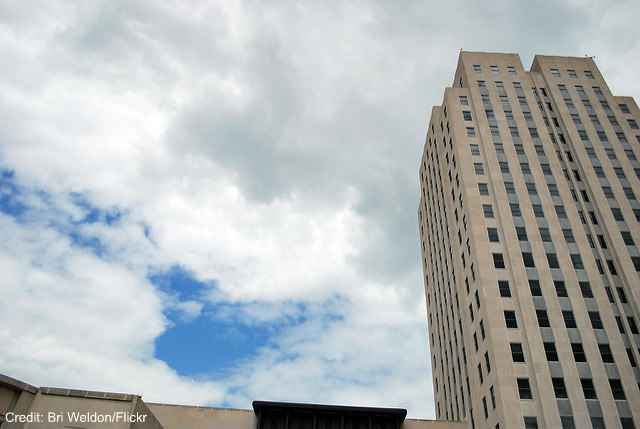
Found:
<box><xmin>418</xmin><ymin>52</ymin><xmax>640</xmax><ymax>429</ymax></box>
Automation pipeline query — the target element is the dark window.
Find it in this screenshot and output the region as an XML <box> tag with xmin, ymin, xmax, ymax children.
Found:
<box><xmin>504</xmin><ymin>311</ymin><xmax>518</xmax><ymax>328</ymax></box>
<box><xmin>629</xmin><ymin>317</ymin><xmax>639</xmax><ymax>335</ymax></box>
<box><xmin>488</xmin><ymin>228</ymin><xmax>499</xmax><ymax>242</ymax></box>
<box><xmin>570</xmin><ymin>254</ymin><xmax>584</xmax><ymax>270</ymax></box>
<box><xmin>621</xmin><ymin>231</ymin><xmax>635</xmax><ymax>246</ymax></box>
<box><xmin>522</xmin><ymin>252</ymin><xmax>535</xmax><ymax>268</ymax></box>
<box><xmin>463</xmin><ymin>111</ymin><xmax>472</xmax><ymax>121</ymax></box>
<box><xmin>591</xmin><ymin>418</ymin><xmax>606</xmax><ymax>429</ymax></box>
<box><xmin>621</xmin><ymin>418</ymin><xmax>636</xmax><ymax>429</ymax></box>
<box><xmin>562</xmin><ymin>229</ymin><xmax>575</xmax><ymax>243</ymax></box>
<box><xmin>499</xmin><ymin>280</ymin><xmax>511</xmax><ymax>297</ymax></box>
<box><xmin>552</xmin><ymin>378</ymin><xmax>568</xmax><ymax>398</ymax></box>
<box><xmin>579</xmin><ymin>281</ymin><xmax>593</xmax><ymax>298</ymax></box>
<box><xmin>483</xmin><ymin>204</ymin><xmax>494</xmax><ymax>218</ymax></box>
<box><xmin>532</xmin><ymin>204</ymin><xmax>544</xmax><ymax>217</ymax></box>
<box><xmin>478</xmin><ymin>183</ymin><xmax>489</xmax><ymax>195</ymax></box>
<box><xmin>544</xmin><ymin>342</ymin><xmax>558</xmax><ymax>361</ymax></box>
<box><xmin>529</xmin><ymin>280</ymin><xmax>542</xmax><ymax>296</ymax></box>
<box><xmin>626</xmin><ymin>348</ymin><xmax>636</xmax><ymax>367</ymax></box>
<box><xmin>561</xmin><ymin>416</ymin><xmax>575</xmax><ymax>429</ymax></box>
<box><xmin>524</xmin><ymin>417</ymin><xmax>538</xmax><ymax>429</ymax></box>
<box><xmin>537</xmin><ymin>310</ymin><xmax>550</xmax><ymax>327</ymax></box>
<box><xmin>572</xmin><ymin>343</ymin><xmax>586</xmax><ymax>362</ymax></box>
<box><xmin>554</xmin><ymin>281</ymin><xmax>568</xmax><ymax>297</ymax></box>
<box><xmin>563</xmin><ymin>311</ymin><xmax>577</xmax><ymax>328</ymax></box>
<box><xmin>493</xmin><ymin>253</ymin><xmax>505</xmax><ymax>269</ymax></box>
<box><xmin>510</xmin><ymin>203</ymin><xmax>521</xmax><ymax>217</ymax></box>
<box><xmin>511</xmin><ymin>343</ymin><xmax>525</xmax><ymax>362</ymax></box>
<box><xmin>609</xmin><ymin>379</ymin><xmax>626</xmax><ymax>400</ymax></box>
<box><xmin>539</xmin><ymin>227</ymin><xmax>551</xmax><ymax>242</ymax></box>
<box><xmin>590</xmin><ymin>312</ymin><xmax>603</xmax><ymax>329</ymax></box>
<box><xmin>518</xmin><ymin>379</ymin><xmax>532</xmax><ymax>399</ymax></box>
<box><xmin>581</xmin><ymin>378</ymin><xmax>597</xmax><ymax>399</ymax></box>
<box><xmin>547</xmin><ymin>253</ymin><xmax>560</xmax><ymax>269</ymax></box>
<box><xmin>599</xmin><ymin>344</ymin><xmax>614</xmax><ymax>363</ymax></box>
<box><xmin>516</xmin><ymin>227</ymin><xmax>528</xmax><ymax>241</ymax></box>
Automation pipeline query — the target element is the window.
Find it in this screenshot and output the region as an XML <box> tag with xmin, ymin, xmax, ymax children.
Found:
<box><xmin>555</xmin><ymin>205</ymin><xmax>567</xmax><ymax>218</ymax></box>
<box><xmin>567</xmin><ymin>69</ymin><xmax>577</xmax><ymax>78</ymax></box>
<box><xmin>621</xmin><ymin>418</ymin><xmax>636</xmax><ymax>429</ymax></box>
<box><xmin>516</xmin><ymin>227</ymin><xmax>528</xmax><ymax>241</ymax></box>
<box><xmin>526</xmin><ymin>182</ymin><xmax>537</xmax><ymax>195</ymax></box>
<box><xmin>629</xmin><ymin>119</ymin><xmax>639</xmax><ymax>130</ymax></box>
<box><xmin>478</xmin><ymin>363</ymin><xmax>483</xmax><ymax>383</ymax></box>
<box><xmin>612</xmin><ymin>207</ymin><xmax>625</xmax><ymax>222</ymax></box>
<box><xmin>510</xmin><ymin>203</ymin><xmax>521</xmax><ymax>217</ymax></box>
<box><xmin>609</xmin><ymin>379</ymin><xmax>626</xmax><ymax>400</ymax></box>
<box><xmin>627</xmin><ymin>348</ymin><xmax>636</xmax><ymax>367</ymax></box>
<box><xmin>562</xmin><ymin>229</ymin><xmax>575</xmax><ymax>243</ymax></box>
<box><xmin>602</xmin><ymin>186</ymin><xmax>614</xmax><ymax>198</ymax></box>
<box><xmin>499</xmin><ymin>161</ymin><xmax>510</xmax><ymax>174</ymax></box>
<box><xmin>620</xmin><ymin>231</ymin><xmax>635</xmax><ymax>246</ymax></box>
<box><xmin>552</xmin><ymin>378</ymin><xmax>568</xmax><ymax>398</ymax></box>
<box><xmin>599</xmin><ymin>344</ymin><xmax>614</xmax><ymax>363</ymax></box>
<box><xmin>548</xmin><ymin>183</ymin><xmax>559</xmax><ymax>196</ymax></box>
<box><xmin>522</xmin><ymin>252</ymin><xmax>535</xmax><ymax>268</ymax></box>
<box><xmin>619</xmin><ymin>103</ymin><xmax>630</xmax><ymax>113</ymax></box>
<box><xmin>504</xmin><ymin>310</ymin><xmax>518</xmax><ymax>328</ymax></box>
<box><xmin>554</xmin><ymin>281</ymin><xmax>568</xmax><ymax>297</ymax></box>
<box><xmin>561</xmin><ymin>417</ymin><xmax>575</xmax><ymax>429</ymax></box>
<box><xmin>563</xmin><ymin>310</ymin><xmax>577</xmax><ymax>328</ymax></box>
<box><xmin>478</xmin><ymin>183</ymin><xmax>489</xmax><ymax>195</ymax></box>
<box><xmin>537</xmin><ymin>310</ymin><xmax>550</xmax><ymax>327</ymax></box>
<box><xmin>482</xmin><ymin>205</ymin><xmax>494</xmax><ymax>219</ymax></box>
<box><xmin>547</xmin><ymin>253</ymin><xmax>560</xmax><ymax>269</ymax></box>
<box><xmin>474</xmin><ymin>162</ymin><xmax>485</xmax><ymax>175</ymax></box>
<box><xmin>473</xmin><ymin>64</ymin><xmax>481</xmax><ymax>72</ymax></box>
<box><xmin>470</xmin><ymin>144</ymin><xmax>480</xmax><ymax>155</ymax></box>
<box><xmin>518</xmin><ymin>378</ymin><xmax>532</xmax><ymax>399</ymax></box>
<box><xmin>511</xmin><ymin>343</ymin><xmax>525</xmax><ymax>362</ymax></box>
<box><xmin>459</xmin><ymin>95</ymin><xmax>469</xmax><ymax>105</ymax></box>
<box><xmin>584</xmin><ymin>70</ymin><xmax>594</xmax><ymax>79</ymax></box>
<box><xmin>581</xmin><ymin>378</ymin><xmax>597</xmax><ymax>399</ymax></box>
<box><xmin>589</xmin><ymin>311</ymin><xmax>603</xmax><ymax>329</ymax></box>
<box><xmin>579</xmin><ymin>281</ymin><xmax>593</xmax><ymax>298</ymax></box>
<box><xmin>572</xmin><ymin>343</ymin><xmax>586</xmax><ymax>362</ymax></box>
<box><xmin>483</xmin><ymin>397</ymin><xmax>488</xmax><ymax>419</ymax></box>
<box><xmin>529</xmin><ymin>280</ymin><xmax>542</xmax><ymax>296</ymax></box>
<box><xmin>504</xmin><ymin>182</ymin><xmax>515</xmax><ymax>194</ymax></box>
<box><xmin>532</xmin><ymin>204</ymin><xmax>544</xmax><ymax>218</ymax></box>
<box><xmin>493</xmin><ymin>253</ymin><xmax>505</xmax><ymax>269</ymax></box>
<box><xmin>485</xmin><ymin>352</ymin><xmax>491</xmax><ymax>373</ymax></box>
<box><xmin>499</xmin><ymin>280</ymin><xmax>511</xmax><ymax>297</ymax></box>
<box><xmin>591</xmin><ymin>418</ymin><xmax>606</xmax><ymax>429</ymax></box>
<box><xmin>544</xmin><ymin>342</ymin><xmax>558</xmax><ymax>361</ymax></box>
<box><xmin>570</xmin><ymin>254</ymin><xmax>584</xmax><ymax>270</ymax></box>
<box><xmin>540</xmin><ymin>228</ymin><xmax>551</xmax><ymax>243</ymax></box>
<box><xmin>550</xmin><ymin>68</ymin><xmax>560</xmax><ymax>77</ymax></box>
<box><xmin>629</xmin><ymin>317</ymin><xmax>639</xmax><ymax>334</ymax></box>
<box><xmin>463</xmin><ymin>111</ymin><xmax>472</xmax><ymax>121</ymax></box>
<box><xmin>466</xmin><ymin>127</ymin><xmax>476</xmax><ymax>137</ymax></box>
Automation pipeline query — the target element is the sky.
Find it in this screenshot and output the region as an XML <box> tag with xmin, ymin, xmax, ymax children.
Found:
<box><xmin>1</xmin><ymin>0</ymin><xmax>639</xmax><ymax>419</ymax></box>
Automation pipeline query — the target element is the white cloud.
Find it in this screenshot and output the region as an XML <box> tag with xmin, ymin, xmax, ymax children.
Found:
<box><xmin>0</xmin><ymin>0</ymin><xmax>639</xmax><ymax>420</ymax></box>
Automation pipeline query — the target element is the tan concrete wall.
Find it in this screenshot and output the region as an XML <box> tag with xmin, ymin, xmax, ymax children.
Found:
<box><xmin>148</xmin><ymin>403</ymin><xmax>255</xmax><ymax>429</ymax></box>
<box><xmin>24</xmin><ymin>393</ymin><xmax>134</xmax><ymax>429</ymax></box>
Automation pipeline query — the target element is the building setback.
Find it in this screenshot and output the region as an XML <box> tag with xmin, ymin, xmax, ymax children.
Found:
<box><xmin>418</xmin><ymin>51</ymin><xmax>640</xmax><ymax>429</ymax></box>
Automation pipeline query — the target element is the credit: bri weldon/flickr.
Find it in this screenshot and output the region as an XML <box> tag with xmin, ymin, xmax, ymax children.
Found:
<box><xmin>3</xmin><ymin>411</ymin><xmax>148</xmax><ymax>424</ymax></box>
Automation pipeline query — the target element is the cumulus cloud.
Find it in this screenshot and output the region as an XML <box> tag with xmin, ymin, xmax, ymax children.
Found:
<box><xmin>0</xmin><ymin>0</ymin><xmax>638</xmax><ymax>419</ymax></box>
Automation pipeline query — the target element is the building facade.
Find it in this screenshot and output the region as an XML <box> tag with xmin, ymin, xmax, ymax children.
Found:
<box><xmin>418</xmin><ymin>51</ymin><xmax>640</xmax><ymax>428</ymax></box>
<box><xmin>0</xmin><ymin>374</ymin><xmax>466</xmax><ymax>429</ymax></box>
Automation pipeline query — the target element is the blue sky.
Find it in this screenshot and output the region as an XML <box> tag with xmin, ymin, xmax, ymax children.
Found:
<box><xmin>1</xmin><ymin>0</ymin><xmax>639</xmax><ymax>419</ymax></box>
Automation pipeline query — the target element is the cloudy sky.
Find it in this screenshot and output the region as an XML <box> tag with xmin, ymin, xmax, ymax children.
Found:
<box><xmin>1</xmin><ymin>0</ymin><xmax>639</xmax><ymax>419</ymax></box>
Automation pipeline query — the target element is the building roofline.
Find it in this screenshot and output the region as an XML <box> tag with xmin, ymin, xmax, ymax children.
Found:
<box><xmin>0</xmin><ymin>373</ymin><xmax>38</xmax><ymax>394</ymax></box>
